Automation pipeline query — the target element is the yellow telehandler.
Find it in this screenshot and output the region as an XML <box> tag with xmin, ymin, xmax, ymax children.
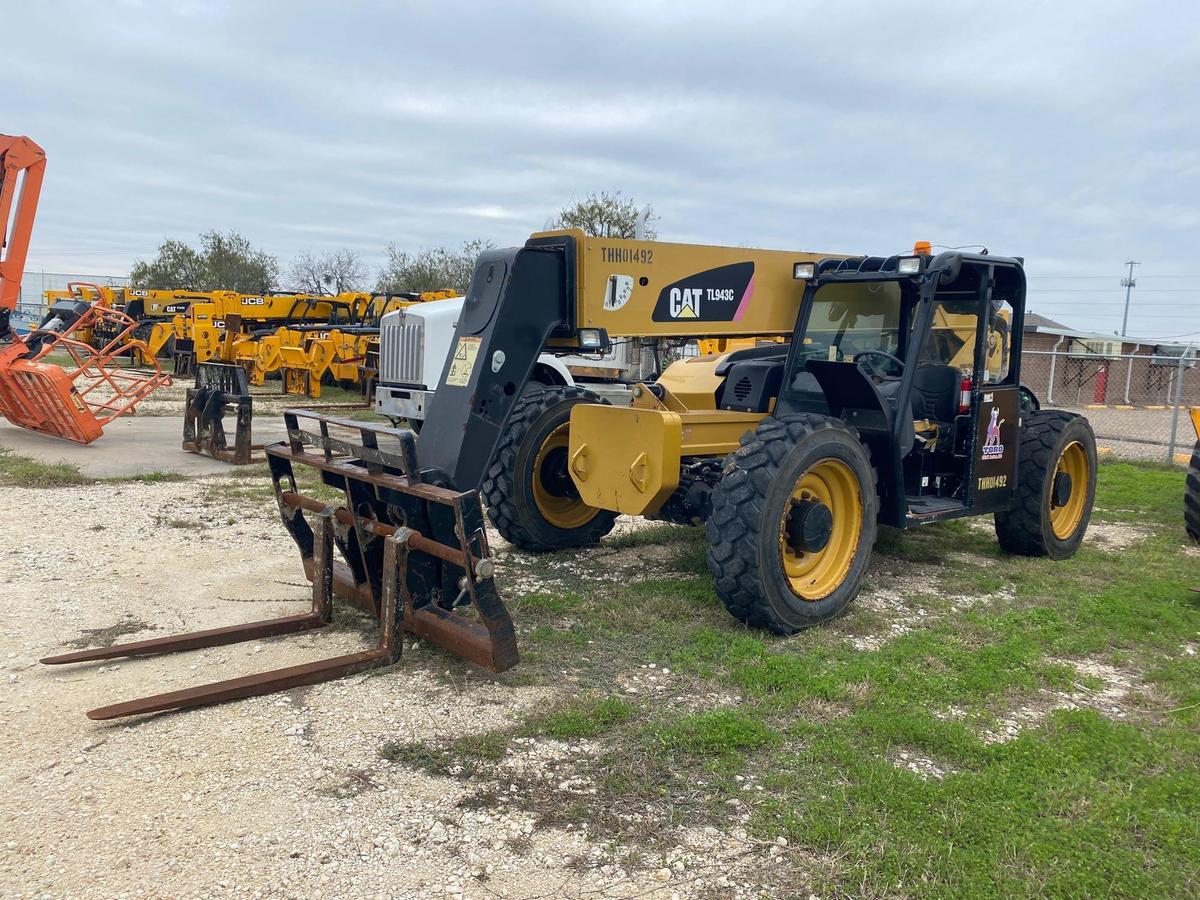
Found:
<box><xmin>47</xmin><ymin>231</ymin><xmax>1096</xmax><ymax>718</ymax></box>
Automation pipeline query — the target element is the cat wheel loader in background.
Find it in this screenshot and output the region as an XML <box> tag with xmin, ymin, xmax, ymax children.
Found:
<box><xmin>48</xmin><ymin>229</ymin><xmax>1097</xmax><ymax>718</ymax></box>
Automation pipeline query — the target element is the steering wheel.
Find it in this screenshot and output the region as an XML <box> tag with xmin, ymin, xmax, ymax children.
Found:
<box><xmin>853</xmin><ymin>349</ymin><xmax>906</xmax><ymax>377</ymax></box>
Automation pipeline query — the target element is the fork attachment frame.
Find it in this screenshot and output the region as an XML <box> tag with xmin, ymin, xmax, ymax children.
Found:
<box><xmin>44</xmin><ymin>410</ymin><xmax>516</xmax><ymax>719</ymax></box>
<box><xmin>269</xmin><ymin>410</ymin><xmax>517</xmax><ymax>671</ymax></box>
<box><xmin>182</xmin><ymin>361</ymin><xmax>260</xmax><ymax>464</ymax></box>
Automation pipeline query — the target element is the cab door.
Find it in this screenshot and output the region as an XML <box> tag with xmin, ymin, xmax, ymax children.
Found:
<box><xmin>966</xmin><ymin>289</ymin><xmax>1019</xmax><ymax>513</ymax></box>
<box><xmin>968</xmin><ymin>385</ymin><xmax>1019</xmax><ymax>512</ymax></box>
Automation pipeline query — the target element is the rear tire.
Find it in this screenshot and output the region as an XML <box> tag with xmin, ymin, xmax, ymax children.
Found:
<box><xmin>706</xmin><ymin>415</ymin><xmax>877</xmax><ymax>634</ymax></box>
<box><xmin>483</xmin><ymin>385</ymin><xmax>618</xmax><ymax>552</ymax></box>
<box><xmin>1186</xmin><ymin>441</ymin><xmax>1200</xmax><ymax>543</ymax></box>
<box><xmin>995</xmin><ymin>410</ymin><xmax>1096</xmax><ymax>558</ymax></box>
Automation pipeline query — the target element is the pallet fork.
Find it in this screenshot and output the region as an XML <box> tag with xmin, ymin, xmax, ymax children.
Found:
<box><xmin>182</xmin><ymin>360</ymin><xmax>260</xmax><ymax>464</ymax></box>
<box><xmin>47</xmin><ymin>236</ymin><xmax>577</xmax><ymax>717</ymax></box>
<box><xmin>44</xmin><ymin>411</ymin><xmax>517</xmax><ymax>719</ymax></box>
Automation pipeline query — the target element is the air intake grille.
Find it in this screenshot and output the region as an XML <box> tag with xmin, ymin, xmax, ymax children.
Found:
<box><xmin>380</xmin><ymin>315</ymin><xmax>425</xmax><ymax>386</ymax></box>
<box><xmin>732</xmin><ymin>375</ymin><xmax>753</xmax><ymax>402</ymax></box>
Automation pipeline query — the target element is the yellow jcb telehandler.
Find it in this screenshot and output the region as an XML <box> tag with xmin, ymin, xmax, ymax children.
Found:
<box><xmin>47</xmin><ymin>231</ymin><xmax>1097</xmax><ymax>717</ymax></box>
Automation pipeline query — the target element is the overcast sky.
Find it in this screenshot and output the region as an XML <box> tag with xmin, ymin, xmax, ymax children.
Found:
<box><xmin>6</xmin><ymin>1</ymin><xmax>1199</xmax><ymax>339</ymax></box>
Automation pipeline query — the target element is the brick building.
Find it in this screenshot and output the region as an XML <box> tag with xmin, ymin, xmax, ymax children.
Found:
<box><xmin>1021</xmin><ymin>312</ymin><xmax>1198</xmax><ymax>407</ymax></box>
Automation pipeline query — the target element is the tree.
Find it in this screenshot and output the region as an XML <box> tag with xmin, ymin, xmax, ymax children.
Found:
<box><xmin>130</xmin><ymin>230</ymin><xmax>279</xmax><ymax>292</ymax></box>
<box><xmin>127</xmin><ymin>239</ymin><xmax>206</xmax><ymax>291</ymax></box>
<box><xmin>288</xmin><ymin>249</ymin><xmax>368</xmax><ymax>294</ymax></box>
<box><xmin>375</xmin><ymin>239</ymin><xmax>493</xmax><ymax>295</ymax></box>
<box><xmin>551</xmin><ymin>191</ymin><xmax>657</xmax><ymax>239</ymax></box>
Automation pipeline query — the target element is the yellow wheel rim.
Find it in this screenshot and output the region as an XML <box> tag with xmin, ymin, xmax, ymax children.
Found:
<box><xmin>1049</xmin><ymin>440</ymin><xmax>1088</xmax><ymax>540</ymax></box>
<box><xmin>531</xmin><ymin>423</ymin><xmax>600</xmax><ymax>529</ymax></box>
<box><xmin>778</xmin><ymin>458</ymin><xmax>863</xmax><ymax>601</ymax></box>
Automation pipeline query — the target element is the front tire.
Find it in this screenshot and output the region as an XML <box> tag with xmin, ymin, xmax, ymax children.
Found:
<box><xmin>995</xmin><ymin>410</ymin><xmax>1096</xmax><ymax>558</ymax></box>
<box><xmin>1186</xmin><ymin>441</ymin><xmax>1200</xmax><ymax>544</ymax></box>
<box><xmin>482</xmin><ymin>385</ymin><xmax>618</xmax><ymax>552</ymax></box>
<box><xmin>706</xmin><ymin>415</ymin><xmax>877</xmax><ymax>634</ymax></box>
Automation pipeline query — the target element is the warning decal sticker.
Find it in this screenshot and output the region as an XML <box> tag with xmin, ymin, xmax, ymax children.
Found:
<box><xmin>445</xmin><ymin>336</ymin><xmax>482</xmax><ymax>387</ymax></box>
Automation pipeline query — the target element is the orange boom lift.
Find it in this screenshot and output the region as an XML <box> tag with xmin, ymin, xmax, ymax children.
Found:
<box><xmin>0</xmin><ymin>134</ymin><xmax>169</xmax><ymax>443</ymax></box>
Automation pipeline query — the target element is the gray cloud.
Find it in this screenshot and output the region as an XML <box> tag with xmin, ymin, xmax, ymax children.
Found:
<box><xmin>7</xmin><ymin>0</ymin><xmax>1199</xmax><ymax>337</ymax></box>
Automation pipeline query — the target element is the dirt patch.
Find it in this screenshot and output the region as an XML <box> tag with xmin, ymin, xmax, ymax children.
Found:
<box><xmin>1085</xmin><ymin>521</ymin><xmax>1151</xmax><ymax>551</ymax></box>
<box><xmin>841</xmin><ymin>559</ymin><xmax>948</xmax><ymax>650</ymax></box>
<box><xmin>889</xmin><ymin>748</ymin><xmax>959</xmax><ymax>781</ymax></box>
<box><xmin>491</xmin><ymin>517</ymin><xmax>694</xmax><ymax>597</ymax></box>
<box><xmin>978</xmin><ymin>656</ymin><xmax>1148</xmax><ymax>744</ymax></box>
<box><xmin>397</xmin><ymin>729</ymin><xmax>825</xmax><ymax>899</ymax></box>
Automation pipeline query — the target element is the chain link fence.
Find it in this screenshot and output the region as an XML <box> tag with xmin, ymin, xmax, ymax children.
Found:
<box><xmin>1021</xmin><ymin>349</ymin><xmax>1197</xmax><ymax>464</ymax></box>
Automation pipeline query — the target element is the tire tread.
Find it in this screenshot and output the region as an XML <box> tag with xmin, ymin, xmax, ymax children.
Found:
<box><xmin>481</xmin><ymin>385</ymin><xmax>617</xmax><ymax>552</ymax></box>
<box><xmin>995</xmin><ymin>409</ymin><xmax>1094</xmax><ymax>557</ymax></box>
<box><xmin>1186</xmin><ymin>441</ymin><xmax>1200</xmax><ymax>543</ymax></box>
<box><xmin>705</xmin><ymin>414</ymin><xmax>875</xmax><ymax>634</ymax></box>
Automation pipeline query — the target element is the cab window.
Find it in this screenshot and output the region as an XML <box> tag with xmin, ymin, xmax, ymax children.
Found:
<box><xmin>984</xmin><ymin>296</ymin><xmax>1014</xmax><ymax>384</ymax></box>
<box><xmin>921</xmin><ymin>298</ymin><xmax>979</xmax><ymax>372</ymax></box>
<box><xmin>802</xmin><ymin>282</ymin><xmax>904</xmax><ymax>363</ymax></box>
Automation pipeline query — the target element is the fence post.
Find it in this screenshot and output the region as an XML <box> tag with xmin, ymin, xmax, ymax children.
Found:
<box><xmin>1167</xmin><ymin>351</ymin><xmax>1188</xmax><ymax>464</ymax></box>
<box><xmin>1123</xmin><ymin>349</ymin><xmax>1136</xmax><ymax>405</ymax></box>
<box><xmin>1047</xmin><ymin>341</ymin><xmax>1062</xmax><ymax>405</ymax></box>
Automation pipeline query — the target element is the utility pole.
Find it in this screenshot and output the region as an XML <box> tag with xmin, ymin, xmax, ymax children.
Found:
<box><xmin>1120</xmin><ymin>260</ymin><xmax>1139</xmax><ymax>337</ymax></box>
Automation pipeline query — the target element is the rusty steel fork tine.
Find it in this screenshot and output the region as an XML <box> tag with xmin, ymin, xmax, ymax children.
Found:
<box><xmin>39</xmin><ymin>613</ymin><xmax>328</xmax><ymax>665</ymax></box>
<box><xmin>84</xmin><ymin>649</ymin><xmax>391</xmax><ymax>720</ymax></box>
<box><xmin>42</xmin><ymin>510</ymin><xmax>339</xmax><ymax>668</ymax></box>
<box><xmin>72</xmin><ymin>513</ymin><xmax>416</xmax><ymax>721</ymax></box>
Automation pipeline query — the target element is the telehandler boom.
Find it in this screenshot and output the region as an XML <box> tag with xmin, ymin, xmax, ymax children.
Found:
<box><xmin>48</xmin><ymin>230</ymin><xmax>1096</xmax><ymax>717</ymax></box>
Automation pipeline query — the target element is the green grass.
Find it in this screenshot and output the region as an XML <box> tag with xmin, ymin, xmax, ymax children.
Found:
<box><xmin>0</xmin><ymin>448</ymin><xmax>189</xmax><ymax>488</ymax></box>
<box><xmin>653</xmin><ymin>709</ymin><xmax>779</xmax><ymax>768</ymax></box>
<box><xmin>383</xmin><ymin>461</ymin><xmax>1200</xmax><ymax>896</ymax></box>
<box><xmin>537</xmin><ymin>696</ymin><xmax>637</xmax><ymax>739</ymax></box>
<box><xmin>1092</xmin><ymin>459</ymin><xmax>1185</xmax><ymax>525</ymax></box>
<box><xmin>0</xmin><ymin>448</ymin><xmax>89</xmax><ymax>487</ymax></box>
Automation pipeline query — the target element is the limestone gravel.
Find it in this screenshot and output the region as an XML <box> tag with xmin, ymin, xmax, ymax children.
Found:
<box><xmin>0</xmin><ymin>479</ymin><xmax>764</xmax><ymax>898</ymax></box>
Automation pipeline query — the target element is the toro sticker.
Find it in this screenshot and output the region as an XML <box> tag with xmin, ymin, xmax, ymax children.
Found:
<box><xmin>651</xmin><ymin>262</ymin><xmax>754</xmax><ymax>323</ymax></box>
<box><xmin>980</xmin><ymin>406</ymin><xmax>1006</xmax><ymax>461</ymax></box>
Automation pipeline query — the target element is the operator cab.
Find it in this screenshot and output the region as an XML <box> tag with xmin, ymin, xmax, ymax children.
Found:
<box><xmin>774</xmin><ymin>251</ymin><xmax>1025</xmax><ymax>527</ymax></box>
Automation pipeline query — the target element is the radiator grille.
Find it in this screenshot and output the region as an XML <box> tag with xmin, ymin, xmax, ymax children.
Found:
<box><xmin>380</xmin><ymin>315</ymin><xmax>425</xmax><ymax>385</ymax></box>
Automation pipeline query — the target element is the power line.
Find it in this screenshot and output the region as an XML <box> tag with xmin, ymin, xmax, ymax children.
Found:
<box><xmin>1027</xmin><ymin>274</ymin><xmax>1200</xmax><ymax>279</ymax></box>
<box><xmin>1027</xmin><ymin>289</ymin><xmax>1200</xmax><ymax>293</ymax></box>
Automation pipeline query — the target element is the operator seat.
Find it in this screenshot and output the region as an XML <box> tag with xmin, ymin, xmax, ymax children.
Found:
<box><xmin>912</xmin><ymin>364</ymin><xmax>960</xmax><ymax>424</ymax></box>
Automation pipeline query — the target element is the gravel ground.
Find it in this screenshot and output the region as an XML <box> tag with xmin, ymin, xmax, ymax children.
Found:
<box><xmin>0</xmin><ymin>469</ymin><xmax>1153</xmax><ymax>898</ymax></box>
<box><xmin>0</xmin><ymin>479</ymin><xmax>768</xmax><ymax>899</ymax></box>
